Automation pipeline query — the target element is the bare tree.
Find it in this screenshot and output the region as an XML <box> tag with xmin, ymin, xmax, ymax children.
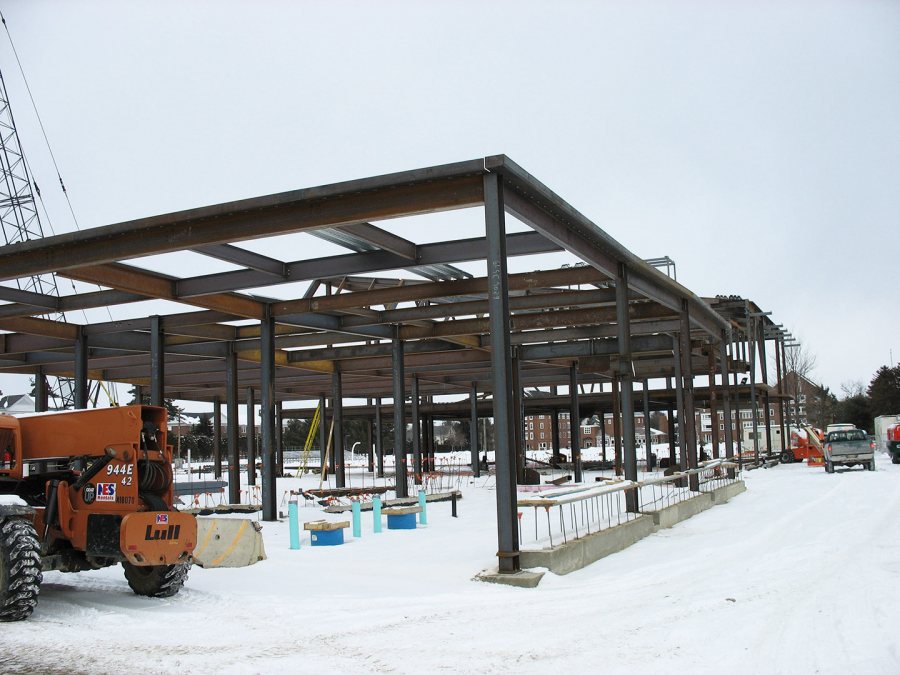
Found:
<box><xmin>781</xmin><ymin>341</ymin><xmax>818</xmax><ymax>426</ymax></box>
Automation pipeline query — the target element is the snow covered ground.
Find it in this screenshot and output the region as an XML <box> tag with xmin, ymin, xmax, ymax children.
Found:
<box><xmin>3</xmin><ymin>452</ymin><xmax>900</xmax><ymax>674</ymax></box>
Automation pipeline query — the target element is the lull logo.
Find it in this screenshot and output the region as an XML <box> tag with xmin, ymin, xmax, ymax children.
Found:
<box><xmin>144</xmin><ymin>524</ymin><xmax>182</xmax><ymax>541</ymax></box>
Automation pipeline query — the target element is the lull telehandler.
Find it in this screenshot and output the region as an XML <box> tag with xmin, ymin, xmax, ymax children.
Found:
<box><xmin>0</xmin><ymin>405</ymin><xmax>265</xmax><ymax>621</ymax></box>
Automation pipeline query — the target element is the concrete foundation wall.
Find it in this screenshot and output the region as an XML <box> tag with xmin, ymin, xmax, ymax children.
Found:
<box><xmin>519</xmin><ymin>515</ymin><xmax>656</xmax><ymax>575</ymax></box>
<box><xmin>652</xmin><ymin>493</ymin><xmax>714</xmax><ymax>529</ymax></box>
<box><xmin>516</xmin><ymin>480</ymin><xmax>746</xmax><ymax>581</ymax></box>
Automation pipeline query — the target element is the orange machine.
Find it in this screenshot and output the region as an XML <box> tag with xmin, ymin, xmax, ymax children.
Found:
<box><xmin>0</xmin><ymin>405</ymin><xmax>263</xmax><ymax>623</ymax></box>
<box><xmin>779</xmin><ymin>426</ymin><xmax>824</xmax><ymax>466</ymax></box>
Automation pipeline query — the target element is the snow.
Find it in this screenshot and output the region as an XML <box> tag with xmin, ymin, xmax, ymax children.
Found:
<box><xmin>3</xmin><ymin>452</ymin><xmax>900</xmax><ymax>674</ymax></box>
<box><xmin>0</xmin><ymin>494</ymin><xmax>27</xmax><ymax>507</ymax></box>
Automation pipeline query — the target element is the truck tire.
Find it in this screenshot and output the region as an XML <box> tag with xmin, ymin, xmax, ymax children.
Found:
<box><xmin>868</xmin><ymin>460</ymin><xmax>876</xmax><ymax>471</ymax></box>
<box><xmin>825</xmin><ymin>461</ymin><xmax>834</xmax><ymax>474</ymax></box>
<box><xmin>780</xmin><ymin>451</ymin><xmax>793</xmax><ymax>464</ymax></box>
<box><xmin>0</xmin><ymin>518</ymin><xmax>43</xmax><ymax>622</ymax></box>
<box><xmin>892</xmin><ymin>454</ymin><xmax>900</xmax><ymax>465</ymax></box>
<box><xmin>122</xmin><ymin>561</ymin><xmax>190</xmax><ymax>598</ymax></box>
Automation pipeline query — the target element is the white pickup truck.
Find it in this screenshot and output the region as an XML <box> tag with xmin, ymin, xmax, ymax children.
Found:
<box><xmin>823</xmin><ymin>428</ymin><xmax>876</xmax><ymax>473</ymax></box>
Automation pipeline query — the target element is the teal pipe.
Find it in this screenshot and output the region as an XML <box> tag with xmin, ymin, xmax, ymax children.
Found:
<box><xmin>352</xmin><ymin>500</ymin><xmax>362</xmax><ymax>538</ymax></box>
<box><xmin>288</xmin><ymin>501</ymin><xmax>300</xmax><ymax>550</ymax></box>
<box><xmin>418</xmin><ymin>489</ymin><xmax>427</xmax><ymax>525</ymax></box>
<box><xmin>373</xmin><ymin>495</ymin><xmax>382</xmax><ymax>533</ymax></box>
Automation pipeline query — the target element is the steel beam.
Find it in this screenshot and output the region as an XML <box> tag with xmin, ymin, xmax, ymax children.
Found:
<box><xmin>0</xmin><ymin>167</ymin><xmax>487</xmax><ymax>281</ymax></box>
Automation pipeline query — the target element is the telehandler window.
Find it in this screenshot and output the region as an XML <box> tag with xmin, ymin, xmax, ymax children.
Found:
<box><xmin>0</xmin><ymin>427</ymin><xmax>15</xmax><ymax>470</ymax></box>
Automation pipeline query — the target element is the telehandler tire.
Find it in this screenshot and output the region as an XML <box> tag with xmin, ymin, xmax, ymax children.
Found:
<box><xmin>122</xmin><ymin>561</ymin><xmax>190</xmax><ymax>598</ymax></box>
<box><xmin>0</xmin><ymin>517</ymin><xmax>43</xmax><ymax>622</ymax></box>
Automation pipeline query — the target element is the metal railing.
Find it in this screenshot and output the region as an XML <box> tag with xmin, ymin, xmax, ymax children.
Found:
<box><xmin>517</xmin><ymin>459</ymin><xmax>741</xmax><ymax>550</ymax></box>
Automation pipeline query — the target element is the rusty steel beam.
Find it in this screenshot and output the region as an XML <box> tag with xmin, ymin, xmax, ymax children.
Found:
<box><xmin>0</xmin><ymin>165</ymin><xmax>488</xmax><ymax>282</ymax></box>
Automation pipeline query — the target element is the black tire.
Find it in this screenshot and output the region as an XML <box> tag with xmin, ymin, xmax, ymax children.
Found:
<box><xmin>0</xmin><ymin>517</ymin><xmax>43</xmax><ymax>622</ymax></box>
<box><xmin>892</xmin><ymin>454</ymin><xmax>900</xmax><ymax>465</ymax></box>
<box><xmin>825</xmin><ymin>461</ymin><xmax>834</xmax><ymax>474</ymax></box>
<box><xmin>780</xmin><ymin>451</ymin><xmax>793</xmax><ymax>464</ymax></box>
<box><xmin>122</xmin><ymin>561</ymin><xmax>189</xmax><ymax>598</ymax></box>
<box><xmin>868</xmin><ymin>460</ymin><xmax>876</xmax><ymax>472</ymax></box>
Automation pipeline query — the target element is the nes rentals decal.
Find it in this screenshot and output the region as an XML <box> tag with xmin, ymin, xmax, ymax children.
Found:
<box><xmin>156</xmin><ymin>514</ymin><xmax>169</xmax><ymax>525</ymax></box>
<box><xmin>96</xmin><ymin>483</ymin><xmax>117</xmax><ymax>502</ymax></box>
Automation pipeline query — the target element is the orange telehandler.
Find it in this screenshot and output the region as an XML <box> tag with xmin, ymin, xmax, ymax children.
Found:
<box><xmin>0</xmin><ymin>405</ymin><xmax>265</xmax><ymax>621</ymax></box>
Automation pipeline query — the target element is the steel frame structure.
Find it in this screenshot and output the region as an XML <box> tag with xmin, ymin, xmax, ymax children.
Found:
<box><xmin>0</xmin><ymin>156</ymin><xmax>783</xmax><ymax>573</ymax></box>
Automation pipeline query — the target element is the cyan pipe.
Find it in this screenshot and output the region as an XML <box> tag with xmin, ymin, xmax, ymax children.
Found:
<box><xmin>352</xmin><ymin>500</ymin><xmax>362</xmax><ymax>538</ymax></box>
<box><xmin>373</xmin><ymin>495</ymin><xmax>382</xmax><ymax>533</ymax></box>
<box><xmin>288</xmin><ymin>501</ymin><xmax>300</xmax><ymax>550</ymax></box>
<box><xmin>418</xmin><ymin>489</ymin><xmax>427</xmax><ymax>525</ymax></box>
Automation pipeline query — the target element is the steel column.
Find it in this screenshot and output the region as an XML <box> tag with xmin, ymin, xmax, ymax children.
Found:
<box><xmin>469</xmin><ymin>383</ymin><xmax>479</xmax><ymax>477</ymax></box>
<box><xmin>150</xmin><ymin>315</ymin><xmax>164</xmax><ymax>407</ymax></box>
<box><xmin>679</xmin><ymin>303</ymin><xmax>699</xmax><ymax>491</ymax></box>
<box><xmin>318</xmin><ymin>394</ymin><xmax>328</xmax><ymax>473</ymax></box>
<box><xmin>774</xmin><ymin>333</ymin><xmax>788</xmax><ymax>451</ymax></box>
<box><xmin>246</xmin><ymin>387</ymin><xmax>256</xmax><ymax>487</ymax></box>
<box><xmin>412</xmin><ymin>375</ymin><xmax>422</xmax><ymax>483</ymax></box>
<box><xmin>707</xmin><ymin>346</ymin><xmax>720</xmax><ymax>458</ymax></box>
<box><xmin>74</xmin><ymin>327</ymin><xmax>88</xmax><ymax>409</ymax></box>
<box><xmin>612</xmin><ymin>374</ymin><xmax>623</xmax><ymax>475</ymax></box>
<box><xmin>375</xmin><ymin>397</ymin><xmax>384</xmax><ymax>477</ymax></box>
<box><xmin>513</xmin><ymin>352</ymin><xmax>525</xmax><ymax>482</ymax></box>
<box><xmin>552</xmin><ymin>408</ymin><xmax>561</xmax><ymax>462</ymax></box>
<box><xmin>484</xmin><ymin>171</ymin><xmax>519</xmax><ymax>573</ymax></box>
<box><xmin>642</xmin><ymin>381</ymin><xmax>652</xmax><ymax>466</ymax></box>
<box><xmin>616</xmin><ymin>264</ymin><xmax>638</xmax><ymax>511</ymax></box>
<box><xmin>332</xmin><ymin>367</ymin><xmax>345</xmax><ymax>488</ymax></box>
<box><xmin>719</xmin><ymin>332</ymin><xmax>736</xmax><ymax>479</ymax></box>
<box><xmin>260</xmin><ymin>310</ymin><xmax>276</xmax><ymax>520</ymax></box>
<box><xmin>275</xmin><ymin>400</ymin><xmax>284</xmax><ymax>477</ymax></box>
<box><xmin>758</xmin><ymin>321</ymin><xmax>774</xmax><ymax>453</ymax></box>
<box><xmin>225</xmin><ymin>347</ymin><xmax>240</xmax><ymax>504</ymax></box>
<box><xmin>213</xmin><ymin>397</ymin><xmax>222</xmax><ymax>479</ymax></box>
<box><xmin>34</xmin><ymin>368</ymin><xmax>48</xmax><ymax>413</ymax></box>
<box><xmin>748</xmin><ymin>316</ymin><xmax>760</xmax><ymax>463</ymax></box>
<box><xmin>392</xmin><ymin>331</ymin><xmax>408</xmax><ymax>498</ymax></box>
<box><xmin>569</xmin><ymin>362</ymin><xmax>583</xmax><ymax>482</ymax></box>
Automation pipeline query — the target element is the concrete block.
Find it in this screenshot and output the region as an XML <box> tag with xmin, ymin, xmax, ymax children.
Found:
<box><xmin>475</xmin><ymin>569</ymin><xmax>545</xmax><ymax>588</ymax></box>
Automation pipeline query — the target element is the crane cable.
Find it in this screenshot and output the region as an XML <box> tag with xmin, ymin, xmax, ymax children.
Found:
<box><xmin>1</xmin><ymin>11</ymin><xmax>119</xmax><ymax>405</ymax></box>
<box><xmin>1</xmin><ymin>10</ymin><xmax>80</xmax><ymax>232</ymax></box>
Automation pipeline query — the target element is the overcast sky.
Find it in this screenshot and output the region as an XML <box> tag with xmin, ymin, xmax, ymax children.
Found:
<box><xmin>1</xmin><ymin>0</ymin><xmax>898</xmax><ymax>402</ymax></box>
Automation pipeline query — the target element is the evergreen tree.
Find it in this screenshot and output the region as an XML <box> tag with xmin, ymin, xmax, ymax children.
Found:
<box><xmin>867</xmin><ymin>365</ymin><xmax>900</xmax><ymax>417</ymax></box>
